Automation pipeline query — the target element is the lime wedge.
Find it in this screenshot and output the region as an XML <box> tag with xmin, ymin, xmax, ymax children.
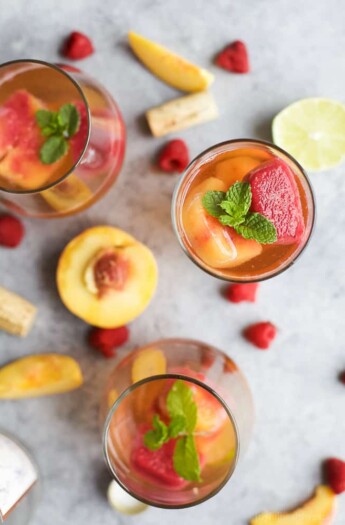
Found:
<box><xmin>272</xmin><ymin>98</ymin><xmax>345</xmax><ymax>171</ymax></box>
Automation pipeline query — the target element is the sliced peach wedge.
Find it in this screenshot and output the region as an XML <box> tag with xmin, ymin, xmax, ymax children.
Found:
<box><xmin>40</xmin><ymin>174</ymin><xmax>93</xmax><ymax>212</ymax></box>
<box><xmin>250</xmin><ymin>485</ymin><xmax>336</xmax><ymax>525</ymax></box>
<box><xmin>128</xmin><ymin>31</ymin><xmax>214</xmax><ymax>93</ymax></box>
<box><xmin>182</xmin><ymin>177</ymin><xmax>262</xmax><ymax>269</ymax></box>
<box><xmin>0</xmin><ymin>354</ymin><xmax>83</xmax><ymax>399</ymax></box>
<box><xmin>57</xmin><ymin>226</ymin><xmax>158</xmax><ymax>328</ymax></box>
<box><xmin>215</xmin><ymin>156</ymin><xmax>263</xmax><ymax>187</ymax></box>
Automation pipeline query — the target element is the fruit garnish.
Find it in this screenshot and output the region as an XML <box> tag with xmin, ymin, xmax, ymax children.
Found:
<box><xmin>132</xmin><ymin>432</ymin><xmax>188</xmax><ymax>488</ymax></box>
<box><xmin>143</xmin><ymin>380</ymin><xmax>201</xmax><ymax>482</ymax></box>
<box><xmin>131</xmin><ymin>348</ymin><xmax>167</xmax><ymax>383</ymax></box>
<box><xmin>0</xmin><ymin>214</ymin><xmax>24</xmax><ymax>248</ymax></box>
<box><xmin>158</xmin><ymin>139</ymin><xmax>189</xmax><ymax>173</ymax></box>
<box><xmin>272</xmin><ymin>98</ymin><xmax>345</xmax><ymax>171</ymax></box>
<box><xmin>35</xmin><ymin>103</ymin><xmax>81</xmax><ymax>164</ymax></box>
<box><xmin>250</xmin><ymin>485</ymin><xmax>336</xmax><ymax>525</ymax></box>
<box><xmin>243</xmin><ymin>321</ymin><xmax>277</xmax><ymax>349</ymax></box>
<box><xmin>146</xmin><ymin>92</ymin><xmax>218</xmax><ymax>137</ymax></box>
<box><xmin>324</xmin><ymin>458</ymin><xmax>345</xmax><ymax>495</ymax></box>
<box><xmin>215</xmin><ymin>155</ymin><xmax>262</xmax><ymax>187</ymax></box>
<box><xmin>88</xmin><ymin>326</ymin><xmax>129</xmax><ymax>358</ymax></box>
<box><xmin>62</xmin><ymin>31</ymin><xmax>94</xmax><ymax>60</ymax></box>
<box><xmin>0</xmin><ymin>354</ymin><xmax>83</xmax><ymax>398</ymax></box>
<box><xmin>107</xmin><ymin>480</ymin><xmax>148</xmax><ymax>515</ymax></box>
<box><xmin>216</xmin><ymin>40</ymin><xmax>250</xmax><ymax>74</ymax></box>
<box><xmin>40</xmin><ymin>174</ymin><xmax>92</xmax><ymax>212</ymax></box>
<box><xmin>246</xmin><ymin>159</ymin><xmax>305</xmax><ymax>245</ymax></box>
<box><xmin>225</xmin><ymin>283</ymin><xmax>259</xmax><ymax>303</ymax></box>
<box><xmin>0</xmin><ymin>90</ymin><xmax>67</xmax><ymax>189</ymax></box>
<box><xmin>128</xmin><ymin>31</ymin><xmax>214</xmax><ymax>93</ymax></box>
<box><xmin>56</xmin><ymin>226</ymin><xmax>158</xmax><ymax>328</ymax></box>
<box><xmin>0</xmin><ymin>286</ymin><xmax>37</xmax><ymax>337</ymax></box>
<box><xmin>183</xmin><ymin>177</ymin><xmax>262</xmax><ymax>268</ymax></box>
<box><xmin>202</xmin><ymin>181</ymin><xmax>277</xmax><ymax>244</ymax></box>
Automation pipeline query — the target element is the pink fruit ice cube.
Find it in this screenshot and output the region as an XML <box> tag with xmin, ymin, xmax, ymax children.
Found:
<box><xmin>246</xmin><ymin>159</ymin><xmax>305</xmax><ymax>245</ymax></box>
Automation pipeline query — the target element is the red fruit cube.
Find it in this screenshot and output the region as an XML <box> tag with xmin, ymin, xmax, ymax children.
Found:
<box><xmin>225</xmin><ymin>283</ymin><xmax>259</xmax><ymax>303</ymax></box>
<box><xmin>132</xmin><ymin>434</ymin><xmax>188</xmax><ymax>488</ymax></box>
<box><xmin>324</xmin><ymin>458</ymin><xmax>345</xmax><ymax>494</ymax></box>
<box><xmin>0</xmin><ymin>214</ymin><xmax>24</xmax><ymax>248</ymax></box>
<box><xmin>246</xmin><ymin>159</ymin><xmax>305</xmax><ymax>245</ymax></box>
<box><xmin>158</xmin><ymin>139</ymin><xmax>190</xmax><ymax>173</ymax></box>
<box><xmin>216</xmin><ymin>40</ymin><xmax>250</xmax><ymax>74</ymax></box>
<box><xmin>62</xmin><ymin>31</ymin><xmax>94</xmax><ymax>60</ymax></box>
<box><xmin>243</xmin><ymin>321</ymin><xmax>277</xmax><ymax>349</ymax></box>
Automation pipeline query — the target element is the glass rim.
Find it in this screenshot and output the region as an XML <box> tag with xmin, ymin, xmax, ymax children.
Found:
<box><xmin>103</xmin><ymin>371</ymin><xmax>240</xmax><ymax>509</ymax></box>
<box><xmin>0</xmin><ymin>58</ymin><xmax>91</xmax><ymax>195</ymax></box>
<box><xmin>171</xmin><ymin>138</ymin><xmax>316</xmax><ymax>283</ymax></box>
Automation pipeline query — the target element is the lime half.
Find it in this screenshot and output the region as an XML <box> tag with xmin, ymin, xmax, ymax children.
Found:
<box><xmin>272</xmin><ymin>98</ymin><xmax>345</xmax><ymax>171</ymax></box>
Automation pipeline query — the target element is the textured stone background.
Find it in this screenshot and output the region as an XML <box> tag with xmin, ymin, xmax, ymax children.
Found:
<box><xmin>0</xmin><ymin>0</ymin><xmax>345</xmax><ymax>523</ymax></box>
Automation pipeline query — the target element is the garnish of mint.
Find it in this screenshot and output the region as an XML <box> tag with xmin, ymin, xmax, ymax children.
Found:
<box><xmin>202</xmin><ymin>181</ymin><xmax>277</xmax><ymax>244</ymax></box>
<box><xmin>144</xmin><ymin>380</ymin><xmax>201</xmax><ymax>482</ymax></box>
<box><xmin>35</xmin><ymin>103</ymin><xmax>80</xmax><ymax>164</ymax></box>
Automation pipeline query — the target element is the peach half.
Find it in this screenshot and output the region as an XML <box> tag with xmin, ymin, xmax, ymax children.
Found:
<box><xmin>182</xmin><ymin>177</ymin><xmax>262</xmax><ymax>269</ymax></box>
<box><xmin>57</xmin><ymin>226</ymin><xmax>158</xmax><ymax>328</ymax></box>
<box><xmin>250</xmin><ymin>485</ymin><xmax>336</xmax><ymax>525</ymax></box>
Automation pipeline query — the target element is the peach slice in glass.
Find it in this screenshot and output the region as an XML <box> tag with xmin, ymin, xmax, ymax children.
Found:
<box><xmin>0</xmin><ymin>354</ymin><xmax>83</xmax><ymax>398</ymax></box>
<box><xmin>215</xmin><ymin>156</ymin><xmax>263</xmax><ymax>188</ymax></box>
<box><xmin>40</xmin><ymin>174</ymin><xmax>92</xmax><ymax>211</ymax></box>
<box><xmin>182</xmin><ymin>177</ymin><xmax>237</xmax><ymax>268</ymax></box>
<box><xmin>57</xmin><ymin>226</ymin><xmax>158</xmax><ymax>328</ymax></box>
<box><xmin>131</xmin><ymin>348</ymin><xmax>167</xmax><ymax>383</ymax></box>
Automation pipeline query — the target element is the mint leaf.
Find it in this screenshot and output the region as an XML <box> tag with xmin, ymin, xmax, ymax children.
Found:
<box><xmin>235</xmin><ymin>212</ymin><xmax>277</xmax><ymax>244</ymax></box>
<box><xmin>58</xmin><ymin>104</ymin><xmax>80</xmax><ymax>137</ymax></box>
<box><xmin>42</xmin><ymin>124</ymin><xmax>59</xmax><ymax>137</ymax></box>
<box><xmin>167</xmin><ymin>380</ymin><xmax>197</xmax><ymax>433</ymax></box>
<box><xmin>36</xmin><ymin>109</ymin><xmax>55</xmax><ymax>129</ymax></box>
<box><xmin>202</xmin><ymin>191</ymin><xmax>226</xmax><ymax>218</ymax></box>
<box><xmin>218</xmin><ymin>214</ymin><xmax>246</xmax><ymax>228</ymax></box>
<box><xmin>173</xmin><ymin>435</ymin><xmax>201</xmax><ymax>482</ymax></box>
<box><xmin>222</xmin><ymin>181</ymin><xmax>252</xmax><ymax>219</ymax></box>
<box><xmin>168</xmin><ymin>415</ymin><xmax>187</xmax><ymax>438</ymax></box>
<box><xmin>144</xmin><ymin>415</ymin><xmax>169</xmax><ymax>450</ymax></box>
<box><xmin>40</xmin><ymin>136</ymin><xmax>68</xmax><ymax>164</ymax></box>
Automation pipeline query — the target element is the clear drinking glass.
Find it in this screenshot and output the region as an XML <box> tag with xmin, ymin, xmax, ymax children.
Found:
<box><xmin>0</xmin><ymin>59</ymin><xmax>125</xmax><ymax>217</ymax></box>
<box><xmin>172</xmin><ymin>139</ymin><xmax>315</xmax><ymax>282</ymax></box>
<box><xmin>101</xmin><ymin>338</ymin><xmax>254</xmax><ymax>508</ymax></box>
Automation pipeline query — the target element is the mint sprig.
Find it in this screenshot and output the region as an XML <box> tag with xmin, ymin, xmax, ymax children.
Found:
<box><xmin>144</xmin><ymin>380</ymin><xmax>201</xmax><ymax>482</ymax></box>
<box><xmin>202</xmin><ymin>181</ymin><xmax>277</xmax><ymax>244</ymax></box>
<box><xmin>36</xmin><ymin>104</ymin><xmax>80</xmax><ymax>164</ymax></box>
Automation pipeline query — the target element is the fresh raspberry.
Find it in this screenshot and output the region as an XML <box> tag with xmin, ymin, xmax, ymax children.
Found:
<box><xmin>88</xmin><ymin>326</ymin><xmax>129</xmax><ymax>358</ymax></box>
<box><xmin>158</xmin><ymin>139</ymin><xmax>189</xmax><ymax>173</ymax></box>
<box><xmin>339</xmin><ymin>371</ymin><xmax>345</xmax><ymax>385</ymax></box>
<box><xmin>216</xmin><ymin>40</ymin><xmax>250</xmax><ymax>74</ymax></box>
<box><xmin>243</xmin><ymin>321</ymin><xmax>277</xmax><ymax>349</ymax></box>
<box><xmin>225</xmin><ymin>283</ymin><xmax>259</xmax><ymax>303</ymax></box>
<box><xmin>0</xmin><ymin>214</ymin><xmax>24</xmax><ymax>248</ymax></box>
<box><xmin>62</xmin><ymin>31</ymin><xmax>94</xmax><ymax>60</ymax></box>
<box><xmin>324</xmin><ymin>458</ymin><xmax>345</xmax><ymax>494</ymax></box>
